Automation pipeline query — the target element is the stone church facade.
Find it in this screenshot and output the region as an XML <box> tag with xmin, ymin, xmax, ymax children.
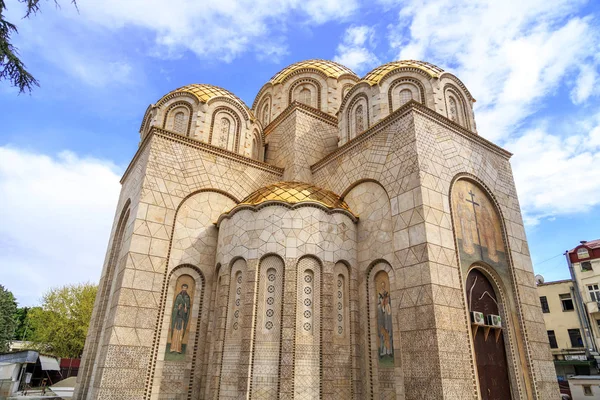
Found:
<box><xmin>74</xmin><ymin>60</ymin><xmax>559</xmax><ymax>399</ymax></box>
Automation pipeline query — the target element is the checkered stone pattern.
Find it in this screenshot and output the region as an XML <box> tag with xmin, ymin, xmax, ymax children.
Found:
<box><xmin>294</xmin><ymin>257</ymin><xmax>321</xmax><ymax>399</ymax></box>
<box><xmin>250</xmin><ymin>256</ymin><xmax>285</xmax><ymax>399</ymax></box>
<box><xmin>265</xmin><ymin>106</ymin><xmax>338</xmax><ymax>182</ymax></box>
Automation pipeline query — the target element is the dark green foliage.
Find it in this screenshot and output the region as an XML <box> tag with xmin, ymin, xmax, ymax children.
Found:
<box><xmin>0</xmin><ymin>284</ymin><xmax>18</xmax><ymax>352</ymax></box>
<box><xmin>0</xmin><ymin>0</ymin><xmax>76</xmax><ymax>93</ymax></box>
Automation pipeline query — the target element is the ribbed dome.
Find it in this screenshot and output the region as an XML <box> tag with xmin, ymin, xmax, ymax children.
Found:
<box><xmin>160</xmin><ymin>83</ymin><xmax>249</xmax><ymax>106</ymax></box>
<box><xmin>240</xmin><ymin>182</ymin><xmax>351</xmax><ymax>212</ymax></box>
<box><xmin>269</xmin><ymin>59</ymin><xmax>358</xmax><ymax>85</ymax></box>
<box><xmin>362</xmin><ymin>60</ymin><xmax>444</xmax><ymax>85</ymax></box>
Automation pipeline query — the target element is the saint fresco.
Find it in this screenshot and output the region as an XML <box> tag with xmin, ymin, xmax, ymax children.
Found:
<box><xmin>452</xmin><ymin>180</ymin><xmax>506</xmax><ymax>272</ymax></box>
<box><xmin>165</xmin><ymin>275</ymin><xmax>194</xmax><ymax>361</ymax></box>
<box><xmin>375</xmin><ymin>271</ymin><xmax>394</xmax><ymax>366</ymax></box>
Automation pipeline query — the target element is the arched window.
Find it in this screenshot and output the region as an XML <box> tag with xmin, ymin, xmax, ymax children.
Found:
<box><xmin>449</xmin><ymin>96</ymin><xmax>459</xmax><ymax>123</ymax></box>
<box><xmin>398</xmin><ymin>89</ymin><xmax>413</xmax><ymax>106</ymax></box>
<box><xmin>355</xmin><ymin>104</ymin><xmax>364</xmax><ymax>134</ymax></box>
<box><xmin>299</xmin><ymin>88</ymin><xmax>312</xmax><ymax>106</ymax></box>
<box><xmin>262</xmin><ymin>103</ymin><xmax>270</xmax><ymax>126</ymax></box>
<box><xmin>251</xmin><ymin>132</ymin><xmax>260</xmax><ymax>160</ymax></box>
<box><xmin>173</xmin><ymin>112</ymin><xmax>185</xmax><ymax>134</ymax></box>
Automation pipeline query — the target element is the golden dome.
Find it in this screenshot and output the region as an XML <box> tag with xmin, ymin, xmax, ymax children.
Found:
<box><xmin>160</xmin><ymin>84</ymin><xmax>249</xmax><ymax>105</ymax></box>
<box><xmin>269</xmin><ymin>59</ymin><xmax>358</xmax><ymax>85</ymax></box>
<box><xmin>240</xmin><ymin>182</ymin><xmax>352</xmax><ymax>212</ymax></box>
<box><xmin>362</xmin><ymin>60</ymin><xmax>444</xmax><ymax>85</ymax></box>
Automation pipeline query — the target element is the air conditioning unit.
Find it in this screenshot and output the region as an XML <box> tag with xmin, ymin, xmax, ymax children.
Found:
<box><xmin>471</xmin><ymin>311</ymin><xmax>485</xmax><ymax>325</ymax></box>
<box><xmin>487</xmin><ymin>314</ymin><xmax>502</xmax><ymax>327</ymax></box>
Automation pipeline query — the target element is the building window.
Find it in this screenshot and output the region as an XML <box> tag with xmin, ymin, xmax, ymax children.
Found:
<box><xmin>540</xmin><ymin>296</ymin><xmax>550</xmax><ymax>313</ymax></box>
<box><xmin>398</xmin><ymin>89</ymin><xmax>413</xmax><ymax>106</ymax></box>
<box><xmin>578</xmin><ymin>247</ymin><xmax>590</xmax><ymax>259</ymax></box>
<box><xmin>547</xmin><ymin>330</ymin><xmax>558</xmax><ymax>349</ymax></box>
<box><xmin>299</xmin><ymin>88</ymin><xmax>312</xmax><ymax>107</ymax></box>
<box><xmin>583</xmin><ymin>385</ymin><xmax>593</xmax><ymax>396</ymax></box>
<box><xmin>568</xmin><ymin>328</ymin><xmax>584</xmax><ymax>348</ymax></box>
<box><xmin>173</xmin><ymin>112</ymin><xmax>186</xmax><ymax>134</ymax></box>
<box><xmin>560</xmin><ymin>293</ymin><xmax>575</xmax><ymax>311</ymax></box>
<box><xmin>355</xmin><ymin>104</ymin><xmax>364</xmax><ymax>133</ymax></box>
<box><xmin>582</xmin><ymin>261</ymin><xmax>593</xmax><ymax>271</ymax></box>
<box><xmin>449</xmin><ymin>96</ymin><xmax>459</xmax><ymax>122</ymax></box>
<box><xmin>588</xmin><ymin>284</ymin><xmax>600</xmax><ymax>301</ymax></box>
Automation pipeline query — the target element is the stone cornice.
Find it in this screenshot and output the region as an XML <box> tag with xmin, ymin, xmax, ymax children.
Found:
<box><xmin>120</xmin><ymin>127</ymin><xmax>284</xmax><ymax>183</ymax></box>
<box><xmin>264</xmin><ymin>101</ymin><xmax>338</xmax><ymax>136</ymax></box>
<box><xmin>311</xmin><ymin>100</ymin><xmax>511</xmax><ymax>174</ymax></box>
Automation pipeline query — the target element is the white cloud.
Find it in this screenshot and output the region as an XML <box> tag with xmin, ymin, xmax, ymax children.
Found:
<box><xmin>389</xmin><ymin>0</ymin><xmax>600</xmax><ymax>142</ymax></box>
<box><xmin>72</xmin><ymin>0</ymin><xmax>359</xmax><ymax>62</ymax></box>
<box><xmin>384</xmin><ymin>0</ymin><xmax>600</xmax><ymax>224</ymax></box>
<box><xmin>508</xmin><ymin>121</ymin><xmax>600</xmax><ymax>225</ymax></box>
<box><xmin>334</xmin><ymin>25</ymin><xmax>380</xmax><ymax>74</ymax></box>
<box><xmin>0</xmin><ymin>147</ymin><xmax>122</xmax><ymax>306</ymax></box>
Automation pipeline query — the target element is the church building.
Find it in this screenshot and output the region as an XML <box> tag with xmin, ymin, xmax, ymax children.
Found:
<box><xmin>74</xmin><ymin>59</ymin><xmax>559</xmax><ymax>399</ymax></box>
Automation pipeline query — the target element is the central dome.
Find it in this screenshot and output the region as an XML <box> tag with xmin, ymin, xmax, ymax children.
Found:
<box><xmin>240</xmin><ymin>182</ymin><xmax>351</xmax><ymax>211</ymax></box>
<box><xmin>268</xmin><ymin>59</ymin><xmax>358</xmax><ymax>85</ymax></box>
<box><xmin>362</xmin><ymin>60</ymin><xmax>444</xmax><ymax>85</ymax></box>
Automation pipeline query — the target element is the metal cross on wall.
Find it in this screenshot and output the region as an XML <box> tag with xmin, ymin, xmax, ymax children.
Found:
<box><xmin>465</xmin><ymin>189</ymin><xmax>485</xmax><ymax>260</ymax></box>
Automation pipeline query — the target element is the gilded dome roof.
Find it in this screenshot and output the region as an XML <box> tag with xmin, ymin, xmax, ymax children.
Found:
<box><xmin>269</xmin><ymin>59</ymin><xmax>358</xmax><ymax>85</ymax></box>
<box><xmin>362</xmin><ymin>60</ymin><xmax>444</xmax><ymax>85</ymax></box>
<box><xmin>240</xmin><ymin>182</ymin><xmax>352</xmax><ymax>212</ymax></box>
<box><xmin>161</xmin><ymin>83</ymin><xmax>249</xmax><ymax>106</ymax></box>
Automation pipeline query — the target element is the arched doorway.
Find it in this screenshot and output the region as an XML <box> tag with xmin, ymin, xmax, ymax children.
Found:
<box><xmin>466</xmin><ymin>268</ymin><xmax>511</xmax><ymax>400</ymax></box>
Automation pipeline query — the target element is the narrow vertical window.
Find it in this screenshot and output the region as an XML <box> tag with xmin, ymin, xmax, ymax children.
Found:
<box><xmin>219</xmin><ymin>117</ymin><xmax>230</xmax><ymax>149</ymax></box>
<box><xmin>262</xmin><ymin>103</ymin><xmax>270</xmax><ymax>126</ymax></box>
<box><xmin>299</xmin><ymin>88</ymin><xmax>312</xmax><ymax>107</ymax></box>
<box><xmin>398</xmin><ymin>89</ymin><xmax>413</xmax><ymax>106</ymax></box>
<box><xmin>540</xmin><ymin>296</ymin><xmax>550</xmax><ymax>313</ymax></box>
<box><xmin>547</xmin><ymin>330</ymin><xmax>558</xmax><ymax>349</ymax></box>
<box><xmin>173</xmin><ymin>111</ymin><xmax>186</xmax><ymax>134</ymax></box>
<box><xmin>355</xmin><ymin>104</ymin><xmax>364</xmax><ymax>134</ymax></box>
<box><xmin>449</xmin><ymin>96</ymin><xmax>459</xmax><ymax>122</ymax></box>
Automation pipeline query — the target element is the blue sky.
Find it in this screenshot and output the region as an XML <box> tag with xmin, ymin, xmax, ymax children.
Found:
<box><xmin>1</xmin><ymin>0</ymin><xmax>599</xmax><ymax>306</ymax></box>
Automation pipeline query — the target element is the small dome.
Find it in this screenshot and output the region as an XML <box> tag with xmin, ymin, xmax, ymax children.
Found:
<box><xmin>160</xmin><ymin>83</ymin><xmax>249</xmax><ymax>106</ymax></box>
<box><xmin>362</xmin><ymin>60</ymin><xmax>444</xmax><ymax>85</ymax></box>
<box><xmin>241</xmin><ymin>182</ymin><xmax>351</xmax><ymax>212</ymax></box>
<box><xmin>269</xmin><ymin>59</ymin><xmax>358</xmax><ymax>85</ymax></box>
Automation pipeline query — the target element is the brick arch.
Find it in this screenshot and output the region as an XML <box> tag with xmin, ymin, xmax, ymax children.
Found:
<box><xmin>162</xmin><ymin>101</ymin><xmax>194</xmax><ymax>136</ymax></box>
<box><xmin>387</xmin><ymin>77</ymin><xmax>426</xmax><ymax>113</ymax></box>
<box><xmin>287</xmin><ymin>77</ymin><xmax>322</xmax><ymax>110</ymax></box>
<box><xmin>209</xmin><ymin>107</ymin><xmax>242</xmax><ymax>153</ymax></box>
<box><xmin>449</xmin><ymin>174</ymin><xmax>536</xmax><ymax>399</ymax></box>
<box><xmin>444</xmin><ymin>83</ymin><xmax>471</xmax><ymax>130</ymax></box>
<box><xmin>346</xmin><ymin>92</ymin><xmax>370</xmax><ymax>142</ymax></box>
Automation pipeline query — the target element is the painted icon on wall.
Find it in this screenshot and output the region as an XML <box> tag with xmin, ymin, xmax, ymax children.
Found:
<box><xmin>375</xmin><ymin>271</ymin><xmax>394</xmax><ymax>366</ymax></box>
<box><xmin>452</xmin><ymin>180</ymin><xmax>507</xmax><ymax>272</ymax></box>
<box><xmin>165</xmin><ymin>275</ymin><xmax>194</xmax><ymax>361</ymax></box>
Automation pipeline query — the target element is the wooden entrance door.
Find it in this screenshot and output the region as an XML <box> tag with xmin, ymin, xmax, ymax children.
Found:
<box><xmin>467</xmin><ymin>269</ymin><xmax>512</xmax><ymax>400</ymax></box>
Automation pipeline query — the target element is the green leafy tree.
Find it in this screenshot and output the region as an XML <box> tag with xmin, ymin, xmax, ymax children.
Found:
<box><xmin>1</xmin><ymin>0</ymin><xmax>77</xmax><ymax>93</ymax></box>
<box><xmin>29</xmin><ymin>283</ymin><xmax>97</xmax><ymax>358</ymax></box>
<box><xmin>0</xmin><ymin>284</ymin><xmax>18</xmax><ymax>352</ymax></box>
<box><xmin>13</xmin><ymin>306</ymin><xmax>36</xmax><ymax>341</ymax></box>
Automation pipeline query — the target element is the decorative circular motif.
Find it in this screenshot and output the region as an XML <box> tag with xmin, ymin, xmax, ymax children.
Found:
<box><xmin>233</xmin><ymin>322</ymin><xmax>238</xmax><ymax>330</ymax></box>
<box><xmin>337</xmin><ymin>291</ymin><xmax>342</xmax><ymax>299</ymax></box>
<box><xmin>266</xmin><ymin>309</ymin><xmax>274</xmax><ymax>317</ymax></box>
<box><xmin>337</xmin><ymin>303</ymin><xmax>342</xmax><ymax>310</ymax></box>
<box><xmin>304</xmin><ymin>298</ymin><xmax>312</xmax><ymax>307</ymax></box>
<box><xmin>265</xmin><ymin>321</ymin><xmax>273</xmax><ymax>330</ymax></box>
<box><xmin>237</xmin><ymin>275</ymin><xmax>242</xmax><ymax>284</ymax></box>
<box><xmin>235</xmin><ymin>299</ymin><xmax>240</xmax><ymax>306</ymax></box>
<box><xmin>337</xmin><ymin>279</ymin><xmax>342</xmax><ymax>288</ymax></box>
<box><xmin>337</xmin><ymin>314</ymin><xmax>342</xmax><ymax>322</ymax></box>
<box><xmin>267</xmin><ymin>297</ymin><xmax>274</xmax><ymax>305</ymax></box>
<box><xmin>304</xmin><ymin>287</ymin><xmax>312</xmax><ymax>295</ymax></box>
<box><xmin>236</xmin><ymin>287</ymin><xmax>241</xmax><ymax>295</ymax></box>
<box><xmin>234</xmin><ymin>310</ymin><xmax>239</xmax><ymax>318</ymax></box>
<box><xmin>304</xmin><ymin>310</ymin><xmax>311</xmax><ymax>318</ymax></box>
<box><xmin>338</xmin><ymin>326</ymin><xmax>343</xmax><ymax>334</ymax></box>
<box><xmin>268</xmin><ymin>273</ymin><xmax>276</xmax><ymax>282</ymax></box>
<box><xmin>304</xmin><ymin>275</ymin><xmax>312</xmax><ymax>283</ymax></box>
<box><xmin>267</xmin><ymin>285</ymin><xmax>275</xmax><ymax>293</ymax></box>
<box><xmin>303</xmin><ymin>322</ymin><xmax>311</xmax><ymax>331</ymax></box>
